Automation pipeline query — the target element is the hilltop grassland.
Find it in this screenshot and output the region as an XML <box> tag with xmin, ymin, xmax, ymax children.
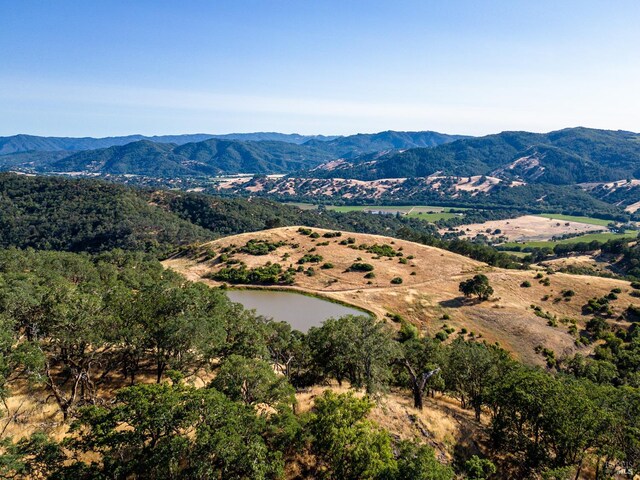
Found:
<box><xmin>166</xmin><ymin>226</ymin><xmax>638</xmax><ymax>365</ymax></box>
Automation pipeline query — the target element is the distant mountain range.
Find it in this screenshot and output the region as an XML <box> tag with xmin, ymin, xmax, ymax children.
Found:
<box><xmin>0</xmin><ymin>130</ymin><xmax>464</xmax><ymax>175</ymax></box>
<box><xmin>2</xmin><ymin>128</ymin><xmax>640</xmax><ymax>188</ymax></box>
<box><xmin>0</xmin><ymin>132</ymin><xmax>339</xmax><ymax>155</ymax></box>
<box><xmin>43</xmin><ymin>139</ymin><xmax>334</xmax><ymax>176</ymax></box>
<box><xmin>309</xmin><ymin>128</ymin><xmax>640</xmax><ymax>185</ymax></box>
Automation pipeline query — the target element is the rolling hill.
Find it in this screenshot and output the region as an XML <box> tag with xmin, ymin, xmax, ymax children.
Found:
<box><xmin>0</xmin><ymin>172</ymin><xmax>213</xmax><ymax>253</ymax></box>
<box><xmin>0</xmin><ymin>130</ymin><xmax>464</xmax><ymax>175</ymax></box>
<box><xmin>42</xmin><ymin>138</ymin><xmax>335</xmax><ymax>176</ymax></box>
<box><xmin>0</xmin><ymin>172</ymin><xmax>442</xmax><ymax>253</ymax></box>
<box><xmin>166</xmin><ymin>226</ymin><xmax>638</xmax><ymax>365</ymax></box>
<box><xmin>309</xmin><ymin>127</ymin><xmax>640</xmax><ymax>184</ymax></box>
<box><xmin>303</xmin><ymin>130</ymin><xmax>468</xmax><ymax>158</ymax></box>
<box><xmin>0</xmin><ymin>132</ymin><xmax>339</xmax><ymax>155</ymax></box>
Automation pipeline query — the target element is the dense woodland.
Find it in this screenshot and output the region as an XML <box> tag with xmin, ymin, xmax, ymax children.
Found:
<box><xmin>0</xmin><ymin>173</ymin><xmax>638</xmax><ymax>478</ymax></box>
<box><xmin>0</xmin><ymin>174</ymin><xmax>522</xmax><ymax>268</ymax></box>
<box><xmin>0</xmin><ymin>248</ymin><xmax>638</xmax><ymax>479</ymax></box>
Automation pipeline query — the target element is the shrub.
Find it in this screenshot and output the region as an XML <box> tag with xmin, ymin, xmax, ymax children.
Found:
<box><xmin>386</xmin><ymin>312</ymin><xmax>405</xmax><ymax>323</ymax></box>
<box><xmin>364</xmin><ymin>243</ymin><xmax>397</xmax><ymax>257</ymax></box>
<box><xmin>521</xmin><ymin>281</ymin><xmax>532</xmax><ymax>288</ymax></box>
<box><xmin>298</xmin><ymin>254</ymin><xmax>323</xmax><ymax>264</ymax></box>
<box><xmin>238</xmin><ymin>239</ymin><xmax>287</xmax><ymax>256</ymax></box>
<box><xmin>435</xmin><ymin>331</ymin><xmax>448</xmax><ymax>341</ymax></box>
<box><xmin>320</xmin><ymin>262</ymin><xmax>334</xmax><ymax>269</ymax></box>
<box><xmin>390</xmin><ymin>277</ymin><xmax>403</xmax><ymax>285</ymax></box>
<box><xmin>348</xmin><ymin>262</ymin><xmax>374</xmax><ymax>272</ymax></box>
<box><xmin>210</xmin><ymin>262</ymin><xmax>294</xmax><ymax>285</ymax></box>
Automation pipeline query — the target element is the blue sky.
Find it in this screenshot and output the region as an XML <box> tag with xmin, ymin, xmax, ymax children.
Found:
<box><xmin>1</xmin><ymin>0</ymin><xmax>639</xmax><ymax>136</ymax></box>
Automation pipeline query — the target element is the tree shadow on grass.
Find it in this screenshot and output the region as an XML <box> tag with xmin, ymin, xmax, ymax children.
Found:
<box><xmin>439</xmin><ymin>296</ymin><xmax>476</xmax><ymax>308</ymax></box>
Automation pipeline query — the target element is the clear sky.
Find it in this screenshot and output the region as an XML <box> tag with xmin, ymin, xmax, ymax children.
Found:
<box><xmin>1</xmin><ymin>0</ymin><xmax>639</xmax><ymax>137</ymax></box>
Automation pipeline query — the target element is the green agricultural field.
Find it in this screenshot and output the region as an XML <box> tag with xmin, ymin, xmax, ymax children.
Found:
<box><xmin>405</xmin><ymin>211</ymin><xmax>461</xmax><ymax>222</ymax></box>
<box><xmin>287</xmin><ymin>203</ymin><xmax>468</xmax><ymax>222</ymax></box>
<box><xmin>534</xmin><ymin>213</ymin><xmax>614</xmax><ymax>227</ymax></box>
<box><xmin>501</xmin><ymin>231</ymin><xmax>638</xmax><ymax>250</ymax></box>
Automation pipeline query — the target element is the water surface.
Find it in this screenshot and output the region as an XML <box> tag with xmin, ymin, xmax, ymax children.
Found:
<box><xmin>227</xmin><ymin>289</ymin><xmax>365</xmax><ymax>332</ymax></box>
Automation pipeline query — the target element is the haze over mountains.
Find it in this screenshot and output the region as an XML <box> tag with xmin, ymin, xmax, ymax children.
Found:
<box><xmin>0</xmin><ymin>132</ymin><xmax>339</xmax><ymax>155</ymax></box>
<box><xmin>1</xmin><ymin>128</ymin><xmax>640</xmax><ymax>188</ymax></box>
<box><xmin>0</xmin><ymin>130</ymin><xmax>465</xmax><ymax>175</ymax></box>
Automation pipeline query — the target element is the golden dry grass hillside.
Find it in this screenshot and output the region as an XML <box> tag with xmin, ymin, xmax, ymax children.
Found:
<box><xmin>165</xmin><ymin>226</ymin><xmax>639</xmax><ymax>365</ymax></box>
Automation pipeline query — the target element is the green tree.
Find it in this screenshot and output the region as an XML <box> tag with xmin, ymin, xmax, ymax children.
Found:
<box><xmin>0</xmin><ymin>432</ymin><xmax>66</xmax><ymax>480</ymax></box>
<box><xmin>458</xmin><ymin>274</ymin><xmax>493</xmax><ymax>301</ymax></box>
<box><xmin>444</xmin><ymin>338</ymin><xmax>509</xmax><ymax>421</ymax></box>
<box><xmin>191</xmin><ymin>388</ymin><xmax>287</xmax><ymax>480</ymax></box>
<box><xmin>463</xmin><ymin>455</ymin><xmax>496</xmax><ymax>480</ymax></box>
<box><xmin>307</xmin><ymin>315</ymin><xmax>397</xmax><ymax>394</ymax></box>
<box><xmin>394</xmin><ymin>441</ymin><xmax>454</xmax><ymax>480</ymax></box>
<box><xmin>397</xmin><ymin>337</ymin><xmax>444</xmax><ymax>410</ymax></box>
<box><xmin>211</xmin><ymin>354</ymin><xmax>295</xmax><ymax>409</ymax></box>
<box><xmin>308</xmin><ymin>391</ymin><xmax>396</xmax><ymax>480</ymax></box>
<box><xmin>64</xmin><ymin>379</ymin><xmax>289</xmax><ymax>480</ymax></box>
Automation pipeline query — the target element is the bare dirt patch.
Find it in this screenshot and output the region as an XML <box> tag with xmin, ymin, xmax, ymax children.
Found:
<box><xmin>445</xmin><ymin>215</ymin><xmax>605</xmax><ymax>242</ymax></box>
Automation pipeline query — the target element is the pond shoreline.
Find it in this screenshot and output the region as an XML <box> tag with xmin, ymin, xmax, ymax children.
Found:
<box><xmin>225</xmin><ymin>287</ymin><xmax>373</xmax><ymax>332</ymax></box>
<box><xmin>222</xmin><ymin>284</ymin><xmax>376</xmax><ymax>318</ymax></box>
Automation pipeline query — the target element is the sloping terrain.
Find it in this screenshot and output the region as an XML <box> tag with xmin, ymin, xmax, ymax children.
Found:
<box><xmin>0</xmin><ymin>172</ymin><xmax>213</xmax><ymax>253</ymax></box>
<box><xmin>43</xmin><ymin>138</ymin><xmax>335</xmax><ymax>176</ymax></box>
<box><xmin>0</xmin><ymin>133</ymin><xmax>219</xmax><ymax>154</ymax></box>
<box><xmin>213</xmin><ymin>174</ymin><xmax>522</xmax><ymax>199</ymax></box>
<box><xmin>0</xmin><ymin>132</ymin><xmax>337</xmax><ymax>155</ymax></box>
<box><xmin>303</xmin><ymin>130</ymin><xmax>467</xmax><ymax>158</ymax></box>
<box><xmin>309</xmin><ymin>127</ymin><xmax>640</xmax><ymax>184</ymax></box>
<box><xmin>166</xmin><ymin>226</ymin><xmax>639</xmax><ymax>365</ymax></box>
<box><xmin>0</xmin><ymin>130</ymin><xmax>461</xmax><ymax>175</ymax></box>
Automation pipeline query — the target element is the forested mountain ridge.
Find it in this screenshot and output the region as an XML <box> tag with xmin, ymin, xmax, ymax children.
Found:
<box><xmin>4</xmin><ymin>128</ymin><xmax>639</xmax><ymax>185</ymax></box>
<box><xmin>303</xmin><ymin>130</ymin><xmax>468</xmax><ymax>158</ymax></box>
<box><xmin>0</xmin><ymin>173</ymin><xmax>442</xmax><ymax>254</ymax></box>
<box><xmin>0</xmin><ymin>173</ymin><xmax>213</xmax><ymax>253</ymax></box>
<box><xmin>0</xmin><ymin>133</ymin><xmax>214</xmax><ymax>155</ymax></box>
<box><xmin>39</xmin><ymin>139</ymin><xmax>334</xmax><ymax>176</ymax></box>
<box><xmin>0</xmin><ymin>130</ymin><xmax>460</xmax><ymax>156</ymax></box>
<box><xmin>0</xmin><ymin>130</ymin><xmax>464</xmax><ymax>176</ymax></box>
<box><xmin>309</xmin><ymin>127</ymin><xmax>640</xmax><ymax>184</ymax></box>
<box><xmin>0</xmin><ymin>132</ymin><xmax>338</xmax><ymax>155</ymax></box>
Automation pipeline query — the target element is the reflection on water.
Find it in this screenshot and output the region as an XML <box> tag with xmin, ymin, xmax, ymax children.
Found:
<box><xmin>227</xmin><ymin>289</ymin><xmax>365</xmax><ymax>332</ymax></box>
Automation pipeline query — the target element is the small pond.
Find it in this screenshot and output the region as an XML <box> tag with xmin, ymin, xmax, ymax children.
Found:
<box><xmin>226</xmin><ymin>289</ymin><xmax>366</xmax><ymax>332</ymax></box>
